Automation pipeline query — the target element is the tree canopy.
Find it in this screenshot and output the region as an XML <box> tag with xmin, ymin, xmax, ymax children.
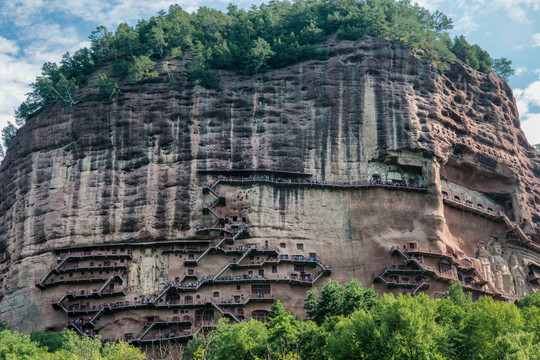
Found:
<box><xmin>0</xmin><ymin>329</ymin><xmax>145</xmax><ymax>360</ymax></box>
<box><xmin>183</xmin><ymin>281</ymin><xmax>540</xmax><ymax>360</ymax></box>
<box><xmin>1</xmin><ymin>0</ymin><xmax>514</xmax><ymax>156</ymax></box>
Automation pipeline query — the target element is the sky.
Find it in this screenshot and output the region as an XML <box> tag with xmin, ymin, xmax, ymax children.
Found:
<box><xmin>0</xmin><ymin>0</ymin><xmax>539</xmax><ymax>147</ymax></box>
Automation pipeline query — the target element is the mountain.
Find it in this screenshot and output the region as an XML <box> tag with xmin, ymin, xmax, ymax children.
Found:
<box><xmin>0</xmin><ymin>36</ymin><xmax>538</xmax><ymax>342</ymax></box>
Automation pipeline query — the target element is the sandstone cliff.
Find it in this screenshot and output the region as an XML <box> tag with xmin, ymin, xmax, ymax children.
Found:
<box><xmin>0</xmin><ymin>36</ymin><xmax>538</xmax><ymax>337</ymax></box>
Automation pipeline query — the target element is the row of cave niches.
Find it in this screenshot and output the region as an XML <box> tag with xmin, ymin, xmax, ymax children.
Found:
<box><xmin>373</xmin><ymin>187</ymin><xmax>540</xmax><ymax>301</ymax></box>
<box><xmin>34</xmin><ymin>171</ymin><xmax>538</xmax><ymax>344</ymax></box>
<box><xmin>35</xmin><ymin>173</ymin><xmax>338</xmax><ymax>344</ymax></box>
<box><xmin>373</xmin><ymin>240</ymin><xmax>540</xmax><ymax>302</ymax></box>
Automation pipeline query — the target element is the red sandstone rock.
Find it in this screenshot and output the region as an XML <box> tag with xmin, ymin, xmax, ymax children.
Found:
<box><xmin>0</xmin><ymin>36</ymin><xmax>538</xmax><ymax>335</ymax></box>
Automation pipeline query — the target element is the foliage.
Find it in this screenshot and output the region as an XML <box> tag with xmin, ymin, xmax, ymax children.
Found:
<box><xmin>96</xmin><ymin>73</ymin><xmax>122</xmax><ymax>100</ymax></box>
<box><xmin>493</xmin><ymin>57</ymin><xmax>514</xmax><ymax>81</ymax></box>
<box><xmin>29</xmin><ymin>330</ymin><xmax>63</xmax><ymax>352</ymax></box>
<box><xmin>182</xmin><ymin>281</ymin><xmax>540</xmax><ymax>360</ymax></box>
<box><xmin>0</xmin><ymin>330</ymin><xmax>49</xmax><ymax>360</ymax></box>
<box><xmin>128</xmin><ymin>55</ymin><xmax>159</xmax><ymax>84</ymax></box>
<box><xmin>534</xmin><ymin>144</ymin><xmax>540</xmax><ymax>151</ymax></box>
<box><xmin>518</xmin><ymin>291</ymin><xmax>540</xmax><ymax>308</ymax></box>
<box><xmin>305</xmin><ymin>278</ymin><xmax>377</xmax><ymax>324</ymax></box>
<box><xmin>6</xmin><ymin>0</ymin><xmax>513</xmax><ymax>149</ymax></box>
<box><xmin>0</xmin><ymin>329</ymin><xmax>144</xmax><ymax>360</ymax></box>
<box><xmin>1</xmin><ymin>122</ymin><xmax>18</xmax><ymax>148</ymax></box>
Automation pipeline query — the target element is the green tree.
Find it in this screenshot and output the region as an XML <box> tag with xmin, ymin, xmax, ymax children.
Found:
<box><xmin>442</xmin><ymin>281</ymin><xmax>472</xmax><ymax>307</ymax></box>
<box><xmin>327</xmin><ymin>310</ymin><xmax>384</xmax><ymax>360</ymax></box>
<box><xmin>114</xmin><ymin>23</ymin><xmax>141</xmax><ymax>57</ymax></box>
<box><xmin>493</xmin><ymin>57</ymin><xmax>514</xmax><ymax>81</ymax></box>
<box><xmin>128</xmin><ymin>55</ymin><xmax>158</xmax><ymax>84</ymax></box>
<box><xmin>247</xmin><ymin>37</ymin><xmax>275</xmax><ymax>73</ymax></box>
<box><xmin>267</xmin><ymin>301</ymin><xmax>305</xmax><ymax>357</ymax></box>
<box><xmin>1</xmin><ymin>122</ymin><xmax>18</xmax><ymax>148</ymax></box>
<box><xmin>343</xmin><ymin>278</ymin><xmax>378</xmax><ymax>316</ymax></box>
<box><xmin>96</xmin><ymin>73</ymin><xmax>122</xmax><ymax>100</ymax></box>
<box><xmin>304</xmin><ymin>280</ymin><xmax>346</xmax><ymax>324</ymax></box>
<box><xmin>456</xmin><ymin>296</ymin><xmax>525</xmax><ymax>360</ymax></box>
<box><xmin>372</xmin><ymin>294</ymin><xmax>446</xmax><ymax>360</ymax></box>
<box><xmin>29</xmin><ymin>330</ymin><xmax>63</xmax><ymax>353</ymax></box>
<box><xmin>101</xmin><ymin>341</ymin><xmax>145</xmax><ymax>360</ymax></box>
<box><xmin>452</xmin><ymin>35</ymin><xmax>479</xmax><ymax>70</ymax></box>
<box><xmin>0</xmin><ymin>330</ymin><xmax>49</xmax><ymax>359</ymax></box>
<box><xmin>61</xmin><ymin>330</ymin><xmax>103</xmax><ymax>360</ymax></box>
<box><xmin>90</xmin><ymin>26</ymin><xmax>116</xmax><ymax>63</ymax></box>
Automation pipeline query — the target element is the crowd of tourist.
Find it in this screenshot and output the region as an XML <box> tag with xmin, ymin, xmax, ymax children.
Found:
<box><xmin>201</xmin><ymin>175</ymin><xmax>426</xmax><ymax>189</ymax></box>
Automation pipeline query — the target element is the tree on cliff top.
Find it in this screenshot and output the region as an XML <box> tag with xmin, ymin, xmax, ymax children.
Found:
<box><xmin>6</xmin><ymin>0</ymin><xmax>512</xmax><ymax>140</ymax></box>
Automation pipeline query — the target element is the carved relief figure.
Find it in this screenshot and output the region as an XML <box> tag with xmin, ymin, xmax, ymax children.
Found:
<box><xmin>489</xmin><ymin>243</ymin><xmax>514</xmax><ymax>293</ymax></box>
<box><xmin>128</xmin><ymin>261</ymin><xmax>139</xmax><ymax>291</ymax></box>
<box><xmin>139</xmin><ymin>248</ymin><xmax>156</xmax><ymax>294</ymax></box>
<box><xmin>509</xmin><ymin>254</ymin><xmax>527</xmax><ymax>297</ymax></box>
<box><xmin>477</xmin><ymin>245</ymin><xmax>494</xmax><ymax>288</ymax></box>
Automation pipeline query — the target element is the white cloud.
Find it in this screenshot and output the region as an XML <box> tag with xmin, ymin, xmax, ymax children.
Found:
<box><xmin>521</xmin><ymin>114</ymin><xmax>540</xmax><ymax>145</ymax></box>
<box><xmin>413</xmin><ymin>0</ymin><xmax>444</xmax><ymax>11</ymax></box>
<box><xmin>515</xmin><ymin>81</ymin><xmax>540</xmax><ymax>109</ymax></box>
<box><xmin>0</xmin><ymin>37</ymin><xmax>20</xmax><ymax>56</ymax></box>
<box><xmin>515</xmin><ymin>67</ymin><xmax>528</xmax><ymax>76</ymax></box>
<box><xmin>533</xmin><ymin>33</ymin><xmax>540</xmax><ymax>48</ymax></box>
<box><xmin>515</xmin><ymin>81</ymin><xmax>540</xmax><ymax>145</ymax></box>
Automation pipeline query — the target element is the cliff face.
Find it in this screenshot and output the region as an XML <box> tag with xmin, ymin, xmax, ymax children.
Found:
<box><xmin>0</xmin><ymin>36</ymin><xmax>539</xmax><ymax>336</ymax></box>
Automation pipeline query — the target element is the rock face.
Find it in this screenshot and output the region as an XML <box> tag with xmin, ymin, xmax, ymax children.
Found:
<box><xmin>0</xmin><ymin>36</ymin><xmax>539</xmax><ymax>339</ymax></box>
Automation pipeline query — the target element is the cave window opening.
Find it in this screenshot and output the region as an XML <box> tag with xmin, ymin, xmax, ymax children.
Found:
<box><xmin>477</xmin><ymin>203</ymin><xmax>484</xmax><ymax>208</ymax></box>
<box><xmin>259</xmin><ymin>269</ymin><xmax>264</xmax><ymax>276</ymax></box>
<box><xmin>272</xmin><ymin>266</ymin><xmax>277</xmax><ymax>273</ymax></box>
<box><xmin>454</xmin><ymin>196</ymin><xmax>460</xmax><ymax>201</ymax></box>
<box><xmin>166</xmin><ymin>294</ymin><xmax>180</xmax><ymax>303</ymax></box>
<box><xmin>251</xmin><ymin>310</ymin><xmax>269</xmax><ymax>322</ymax></box>
<box><xmin>213</xmin><ymin>291</ymin><xmax>219</xmax><ymax>298</ymax></box>
<box><xmin>172</xmin><ymin>316</ymin><xmax>180</xmax><ymax>322</ymax></box>
<box><xmin>242</xmin><ymin>217</ymin><xmax>246</xmax><ymax>222</ymax></box>
<box><xmin>297</xmin><ymin>243</ymin><xmax>304</xmax><ymax>250</ymax></box>
<box><xmin>233</xmin><ymin>216</ymin><xmax>238</xmax><ymax>222</ymax></box>
<box><xmin>442</xmin><ymin>191</ymin><xmax>448</xmax><ymax>197</ymax></box>
<box><xmin>371</xmin><ymin>174</ymin><xmax>382</xmax><ymax>183</ymax></box>
<box><xmin>280</xmin><ymin>243</ymin><xmax>286</xmax><ymax>248</ymax></box>
<box><xmin>185</xmin><ymin>295</ymin><xmax>193</xmax><ymax>304</ymax></box>
<box><xmin>251</xmin><ymin>284</ymin><xmax>271</xmax><ymax>296</ymax></box>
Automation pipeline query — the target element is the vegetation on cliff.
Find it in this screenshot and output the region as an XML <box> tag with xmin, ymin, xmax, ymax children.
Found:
<box><xmin>0</xmin><ymin>0</ymin><xmax>514</xmax><ymax>154</ymax></box>
<box><xmin>182</xmin><ymin>281</ymin><xmax>540</xmax><ymax>360</ymax></box>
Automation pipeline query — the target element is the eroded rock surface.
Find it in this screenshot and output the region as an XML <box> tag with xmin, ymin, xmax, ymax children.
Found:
<box><xmin>0</xmin><ymin>37</ymin><xmax>539</xmax><ymax>336</ymax></box>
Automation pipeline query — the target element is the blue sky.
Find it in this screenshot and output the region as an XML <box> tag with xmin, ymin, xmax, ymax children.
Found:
<box><xmin>0</xmin><ymin>0</ymin><xmax>539</xmax><ymax>146</ymax></box>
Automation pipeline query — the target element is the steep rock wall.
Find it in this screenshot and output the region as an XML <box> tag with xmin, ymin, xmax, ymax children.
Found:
<box><xmin>0</xmin><ymin>36</ymin><xmax>538</xmax><ymax>333</ymax></box>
